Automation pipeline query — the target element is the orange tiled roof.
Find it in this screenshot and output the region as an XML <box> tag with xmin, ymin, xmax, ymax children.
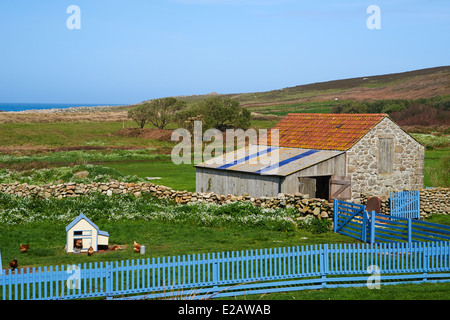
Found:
<box><xmin>262</xmin><ymin>113</ymin><xmax>387</xmax><ymax>151</ymax></box>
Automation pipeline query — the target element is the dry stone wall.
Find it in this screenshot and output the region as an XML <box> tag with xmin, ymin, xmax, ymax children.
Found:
<box><xmin>0</xmin><ymin>181</ymin><xmax>334</xmax><ymax>221</ymax></box>
<box><xmin>0</xmin><ymin>181</ymin><xmax>447</xmax><ymax>221</ymax></box>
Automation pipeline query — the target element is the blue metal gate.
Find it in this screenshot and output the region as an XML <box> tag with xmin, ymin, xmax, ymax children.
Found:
<box><xmin>390</xmin><ymin>190</ymin><xmax>420</xmax><ymax>220</ymax></box>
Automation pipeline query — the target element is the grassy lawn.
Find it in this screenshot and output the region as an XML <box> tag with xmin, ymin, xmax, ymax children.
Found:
<box><xmin>0</xmin><ymin>220</ymin><xmax>355</xmax><ymax>269</ymax></box>
<box><xmin>106</xmin><ymin>160</ymin><xmax>196</xmax><ymax>192</ymax></box>
<box><xmin>411</xmin><ymin>133</ymin><xmax>450</xmax><ymax>150</ymax></box>
<box><xmin>424</xmin><ymin>149</ymin><xmax>449</xmax><ymax>187</ymax></box>
<box><xmin>0</xmin><ymin>121</ymin><xmax>177</xmax><ymax>157</ymax></box>
<box><xmin>230</xmin><ymin>281</ymin><xmax>450</xmax><ymax>300</ymax></box>
<box><xmin>0</xmin><ymin>121</ymin><xmax>140</xmax><ymax>148</ymax></box>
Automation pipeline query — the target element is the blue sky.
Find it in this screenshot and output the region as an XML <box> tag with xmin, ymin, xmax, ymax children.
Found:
<box><xmin>0</xmin><ymin>0</ymin><xmax>448</xmax><ymax>104</ymax></box>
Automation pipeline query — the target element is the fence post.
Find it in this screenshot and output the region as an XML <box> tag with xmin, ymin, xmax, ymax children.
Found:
<box><xmin>362</xmin><ymin>211</ymin><xmax>368</xmax><ymax>243</ymax></box>
<box><xmin>105</xmin><ymin>262</ymin><xmax>113</xmax><ymax>300</ymax></box>
<box><xmin>423</xmin><ymin>242</ymin><xmax>428</xmax><ymax>282</ymax></box>
<box><xmin>370</xmin><ymin>211</ymin><xmax>376</xmax><ymax>244</ymax></box>
<box><xmin>407</xmin><ymin>219</ymin><xmax>412</xmax><ymax>245</ymax></box>
<box><xmin>212</xmin><ymin>253</ymin><xmax>219</xmax><ymax>293</ymax></box>
<box><xmin>333</xmin><ymin>199</ymin><xmax>338</xmax><ymax>233</ymax></box>
<box><xmin>417</xmin><ymin>190</ymin><xmax>421</xmax><ymax>220</ymax></box>
<box><xmin>320</xmin><ymin>244</ymin><xmax>328</xmax><ymax>288</ymax></box>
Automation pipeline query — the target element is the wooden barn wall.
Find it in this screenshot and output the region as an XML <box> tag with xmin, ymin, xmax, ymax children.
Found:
<box><xmin>196</xmin><ymin>168</ymin><xmax>281</xmax><ymax>197</ymax></box>
<box><xmin>280</xmin><ymin>154</ymin><xmax>347</xmax><ymax>194</ymax></box>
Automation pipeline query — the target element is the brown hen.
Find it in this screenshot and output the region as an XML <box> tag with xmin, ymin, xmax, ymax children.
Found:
<box><xmin>134</xmin><ymin>241</ymin><xmax>141</xmax><ymax>253</ymax></box>
<box><xmin>20</xmin><ymin>243</ymin><xmax>29</xmax><ymax>253</ymax></box>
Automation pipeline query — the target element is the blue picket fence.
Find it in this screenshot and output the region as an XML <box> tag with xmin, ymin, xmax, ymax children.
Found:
<box><xmin>334</xmin><ymin>199</ymin><xmax>450</xmax><ymax>244</ymax></box>
<box><xmin>1</xmin><ymin>241</ymin><xmax>450</xmax><ymax>300</ymax></box>
<box><xmin>390</xmin><ymin>190</ymin><xmax>420</xmax><ymax>220</ymax></box>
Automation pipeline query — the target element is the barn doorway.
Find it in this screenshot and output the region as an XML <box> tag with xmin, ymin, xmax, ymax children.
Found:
<box><xmin>315</xmin><ymin>176</ymin><xmax>331</xmax><ymax>199</ymax></box>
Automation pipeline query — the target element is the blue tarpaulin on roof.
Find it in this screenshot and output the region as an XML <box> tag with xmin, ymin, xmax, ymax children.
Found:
<box><xmin>195</xmin><ymin>145</ymin><xmax>343</xmax><ymax>176</ymax></box>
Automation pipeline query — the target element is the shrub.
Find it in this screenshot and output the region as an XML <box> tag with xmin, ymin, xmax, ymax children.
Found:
<box><xmin>298</xmin><ymin>216</ymin><xmax>332</xmax><ymax>234</ymax></box>
<box><xmin>309</xmin><ymin>218</ymin><xmax>332</xmax><ymax>234</ymax></box>
<box><xmin>381</xmin><ymin>103</ymin><xmax>407</xmax><ymax>114</ymax></box>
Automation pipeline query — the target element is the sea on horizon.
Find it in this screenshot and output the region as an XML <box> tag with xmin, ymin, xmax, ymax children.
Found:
<box><xmin>0</xmin><ymin>102</ymin><xmax>126</xmax><ymax>112</ymax></box>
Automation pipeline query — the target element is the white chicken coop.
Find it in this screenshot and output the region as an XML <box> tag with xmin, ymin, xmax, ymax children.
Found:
<box><xmin>66</xmin><ymin>213</ymin><xmax>109</xmax><ymax>253</ymax></box>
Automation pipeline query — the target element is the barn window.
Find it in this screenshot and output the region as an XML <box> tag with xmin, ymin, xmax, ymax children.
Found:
<box><xmin>378</xmin><ymin>138</ymin><xmax>394</xmax><ymax>174</ymax></box>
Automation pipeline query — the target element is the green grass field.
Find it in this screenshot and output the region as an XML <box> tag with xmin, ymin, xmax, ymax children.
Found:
<box><xmin>247</xmin><ymin>100</ymin><xmax>341</xmax><ymax>116</ymax></box>
<box><xmin>0</xmin><ymin>220</ymin><xmax>354</xmax><ymax>268</ymax></box>
<box><xmin>0</xmin><ymin>120</ymin><xmax>180</xmax><ymax>159</ymax></box>
<box><xmin>106</xmin><ymin>160</ymin><xmax>196</xmax><ymax>192</ymax></box>
<box><xmin>0</xmin><ymin>121</ymin><xmax>141</xmax><ymax>148</ymax></box>
<box><xmin>231</xmin><ymin>281</ymin><xmax>450</xmax><ymax>300</ymax></box>
<box><xmin>423</xmin><ymin>149</ymin><xmax>449</xmax><ymax>187</ymax></box>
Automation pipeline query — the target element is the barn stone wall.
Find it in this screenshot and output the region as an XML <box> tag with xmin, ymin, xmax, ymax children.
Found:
<box><xmin>346</xmin><ymin>117</ymin><xmax>425</xmax><ymax>202</ymax></box>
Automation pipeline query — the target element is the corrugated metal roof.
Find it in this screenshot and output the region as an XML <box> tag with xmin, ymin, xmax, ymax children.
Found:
<box><xmin>261</xmin><ymin>113</ymin><xmax>387</xmax><ymax>151</ymax></box>
<box><xmin>195</xmin><ymin>145</ymin><xmax>344</xmax><ymax>176</ymax></box>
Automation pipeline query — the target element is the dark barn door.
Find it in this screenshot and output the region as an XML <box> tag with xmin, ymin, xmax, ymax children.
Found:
<box><xmin>329</xmin><ymin>175</ymin><xmax>351</xmax><ymax>201</ymax></box>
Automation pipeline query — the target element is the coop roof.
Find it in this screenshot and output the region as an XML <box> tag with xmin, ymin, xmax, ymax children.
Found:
<box><xmin>195</xmin><ymin>145</ymin><xmax>343</xmax><ymax>176</ymax></box>
<box><xmin>66</xmin><ymin>213</ymin><xmax>109</xmax><ymax>236</ymax></box>
<box><xmin>262</xmin><ymin>113</ymin><xmax>387</xmax><ymax>151</ymax></box>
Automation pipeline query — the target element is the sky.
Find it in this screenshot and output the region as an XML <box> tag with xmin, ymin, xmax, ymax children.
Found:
<box><xmin>0</xmin><ymin>0</ymin><xmax>449</xmax><ymax>105</ymax></box>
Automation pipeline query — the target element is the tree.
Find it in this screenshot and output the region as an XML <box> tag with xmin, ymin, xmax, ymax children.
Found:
<box><xmin>128</xmin><ymin>103</ymin><xmax>150</xmax><ymax>129</ymax></box>
<box><xmin>193</xmin><ymin>96</ymin><xmax>251</xmax><ymax>132</ymax></box>
<box><xmin>127</xmin><ymin>97</ymin><xmax>186</xmax><ymax>130</ymax></box>
<box><xmin>145</xmin><ymin>97</ymin><xmax>187</xmax><ymax>129</ymax></box>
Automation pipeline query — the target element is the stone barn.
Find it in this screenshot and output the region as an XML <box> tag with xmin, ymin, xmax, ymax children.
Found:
<box><xmin>195</xmin><ymin>113</ymin><xmax>424</xmax><ymax>201</ymax></box>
